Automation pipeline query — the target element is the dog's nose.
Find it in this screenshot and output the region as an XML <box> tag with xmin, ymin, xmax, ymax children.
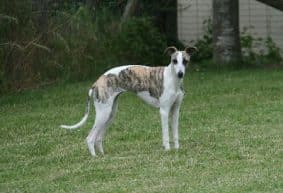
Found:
<box><xmin>177</xmin><ymin>71</ymin><xmax>184</xmax><ymax>78</ymax></box>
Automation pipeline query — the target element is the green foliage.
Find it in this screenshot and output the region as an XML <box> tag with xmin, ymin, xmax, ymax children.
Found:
<box><xmin>114</xmin><ymin>17</ymin><xmax>167</xmax><ymax>65</ymax></box>
<box><xmin>264</xmin><ymin>36</ymin><xmax>283</xmax><ymax>64</ymax></box>
<box><xmin>0</xmin><ymin>2</ymin><xmax>169</xmax><ymax>93</ymax></box>
<box><xmin>191</xmin><ymin>18</ymin><xmax>213</xmax><ymax>63</ymax></box>
<box><xmin>241</xmin><ymin>27</ymin><xmax>283</xmax><ymax>67</ymax></box>
<box><xmin>49</xmin><ymin>5</ymin><xmax>99</xmax><ymax>81</ymax></box>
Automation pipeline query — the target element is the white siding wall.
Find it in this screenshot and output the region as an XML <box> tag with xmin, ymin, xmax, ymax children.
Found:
<box><xmin>178</xmin><ymin>0</ymin><xmax>283</xmax><ymax>52</ymax></box>
<box><xmin>178</xmin><ymin>0</ymin><xmax>212</xmax><ymax>44</ymax></box>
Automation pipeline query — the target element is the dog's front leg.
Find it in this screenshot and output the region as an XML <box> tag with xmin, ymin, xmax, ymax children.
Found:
<box><xmin>160</xmin><ymin>107</ymin><xmax>170</xmax><ymax>150</ymax></box>
<box><xmin>171</xmin><ymin>94</ymin><xmax>183</xmax><ymax>149</ymax></box>
<box><xmin>171</xmin><ymin>103</ymin><xmax>181</xmax><ymax>149</ymax></box>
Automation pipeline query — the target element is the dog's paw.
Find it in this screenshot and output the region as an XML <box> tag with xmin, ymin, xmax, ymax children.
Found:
<box><xmin>174</xmin><ymin>143</ymin><xmax>179</xmax><ymax>149</ymax></box>
<box><xmin>163</xmin><ymin>144</ymin><xmax>170</xmax><ymax>151</ymax></box>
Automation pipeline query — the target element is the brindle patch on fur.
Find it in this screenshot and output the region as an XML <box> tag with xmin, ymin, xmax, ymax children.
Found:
<box><xmin>118</xmin><ymin>66</ymin><xmax>164</xmax><ymax>97</ymax></box>
<box><xmin>92</xmin><ymin>66</ymin><xmax>164</xmax><ymax>103</ymax></box>
<box><xmin>92</xmin><ymin>75</ymin><xmax>109</xmax><ymax>103</ymax></box>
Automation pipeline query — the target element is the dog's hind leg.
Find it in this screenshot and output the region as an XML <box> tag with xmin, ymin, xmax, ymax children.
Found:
<box><xmin>86</xmin><ymin>126</ymin><xmax>98</xmax><ymax>157</ymax></box>
<box><xmin>95</xmin><ymin>97</ymin><xmax>119</xmax><ymax>155</ymax></box>
<box><xmin>86</xmin><ymin>100</ymin><xmax>114</xmax><ymax>157</ymax></box>
<box><xmin>160</xmin><ymin>106</ymin><xmax>171</xmax><ymax>150</ymax></box>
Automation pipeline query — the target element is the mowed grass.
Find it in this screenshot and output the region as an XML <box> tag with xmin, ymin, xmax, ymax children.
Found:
<box><xmin>1</xmin><ymin>69</ymin><xmax>283</xmax><ymax>193</ymax></box>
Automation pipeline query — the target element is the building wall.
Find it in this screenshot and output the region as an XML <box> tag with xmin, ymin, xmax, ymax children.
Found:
<box><xmin>177</xmin><ymin>0</ymin><xmax>283</xmax><ymax>51</ymax></box>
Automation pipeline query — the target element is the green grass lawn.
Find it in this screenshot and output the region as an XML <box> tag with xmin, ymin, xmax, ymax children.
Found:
<box><xmin>1</xmin><ymin>69</ymin><xmax>283</xmax><ymax>193</ymax></box>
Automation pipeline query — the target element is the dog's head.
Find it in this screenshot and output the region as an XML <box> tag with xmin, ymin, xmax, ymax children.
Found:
<box><xmin>164</xmin><ymin>46</ymin><xmax>197</xmax><ymax>79</ymax></box>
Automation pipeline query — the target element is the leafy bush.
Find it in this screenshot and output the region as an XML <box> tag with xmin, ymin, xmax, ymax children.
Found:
<box><xmin>49</xmin><ymin>5</ymin><xmax>99</xmax><ymax>81</ymax></box>
<box><xmin>0</xmin><ymin>2</ymin><xmax>169</xmax><ymax>93</ymax></box>
<box><xmin>114</xmin><ymin>17</ymin><xmax>167</xmax><ymax>66</ymax></box>
<box><xmin>264</xmin><ymin>37</ymin><xmax>283</xmax><ymax>64</ymax></box>
<box><xmin>241</xmin><ymin>27</ymin><xmax>282</xmax><ymax>67</ymax></box>
<box><xmin>191</xmin><ymin>18</ymin><xmax>213</xmax><ymax>63</ymax></box>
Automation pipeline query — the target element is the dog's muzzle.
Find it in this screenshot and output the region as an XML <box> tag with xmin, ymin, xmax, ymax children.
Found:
<box><xmin>177</xmin><ymin>71</ymin><xmax>184</xmax><ymax>79</ymax></box>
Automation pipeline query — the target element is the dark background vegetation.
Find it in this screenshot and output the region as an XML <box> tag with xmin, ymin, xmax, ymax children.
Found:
<box><xmin>0</xmin><ymin>0</ymin><xmax>282</xmax><ymax>93</ymax></box>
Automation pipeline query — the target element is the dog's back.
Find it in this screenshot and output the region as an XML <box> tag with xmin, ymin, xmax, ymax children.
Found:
<box><xmin>92</xmin><ymin>65</ymin><xmax>164</xmax><ymax>103</ymax></box>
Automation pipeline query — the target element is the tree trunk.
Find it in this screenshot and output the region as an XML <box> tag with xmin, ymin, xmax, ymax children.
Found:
<box><xmin>32</xmin><ymin>0</ymin><xmax>48</xmax><ymax>41</ymax></box>
<box><xmin>86</xmin><ymin>0</ymin><xmax>101</xmax><ymax>11</ymax></box>
<box><xmin>86</xmin><ymin>0</ymin><xmax>95</xmax><ymax>9</ymax></box>
<box><xmin>121</xmin><ymin>0</ymin><xmax>139</xmax><ymax>23</ymax></box>
<box><xmin>163</xmin><ymin>0</ymin><xmax>177</xmax><ymax>44</ymax></box>
<box><xmin>213</xmin><ymin>0</ymin><xmax>242</xmax><ymax>66</ymax></box>
<box><xmin>255</xmin><ymin>0</ymin><xmax>283</xmax><ymax>11</ymax></box>
<box><xmin>86</xmin><ymin>0</ymin><xmax>100</xmax><ymax>20</ymax></box>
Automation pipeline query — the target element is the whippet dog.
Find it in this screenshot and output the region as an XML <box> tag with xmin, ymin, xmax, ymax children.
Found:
<box><xmin>61</xmin><ymin>46</ymin><xmax>197</xmax><ymax>157</ymax></box>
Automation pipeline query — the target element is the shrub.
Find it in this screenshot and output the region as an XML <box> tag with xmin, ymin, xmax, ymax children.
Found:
<box><xmin>0</xmin><ymin>3</ymin><xmax>169</xmax><ymax>93</ymax></box>
<box><xmin>241</xmin><ymin>27</ymin><xmax>282</xmax><ymax>67</ymax></box>
<box><xmin>114</xmin><ymin>17</ymin><xmax>167</xmax><ymax>66</ymax></box>
<box><xmin>191</xmin><ymin>18</ymin><xmax>213</xmax><ymax>63</ymax></box>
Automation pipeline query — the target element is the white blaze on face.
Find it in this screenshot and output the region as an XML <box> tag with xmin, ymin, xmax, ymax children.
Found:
<box><xmin>177</xmin><ymin>52</ymin><xmax>185</xmax><ymax>74</ymax></box>
<box><xmin>172</xmin><ymin>51</ymin><xmax>186</xmax><ymax>78</ymax></box>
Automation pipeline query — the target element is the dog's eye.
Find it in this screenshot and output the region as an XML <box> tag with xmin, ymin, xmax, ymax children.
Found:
<box><xmin>172</xmin><ymin>59</ymin><xmax>177</xmax><ymax>64</ymax></box>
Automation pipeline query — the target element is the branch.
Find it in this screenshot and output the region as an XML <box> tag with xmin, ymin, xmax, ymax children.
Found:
<box><xmin>255</xmin><ymin>0</ymin><xmax>283</xmax><ymax>11</ymax></box>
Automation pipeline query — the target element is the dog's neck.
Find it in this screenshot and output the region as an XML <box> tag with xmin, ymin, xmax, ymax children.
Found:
<box><xmin>164</xmin><ymin>64</ymin><xmax>183</xmax><ymax>91</ymax></box>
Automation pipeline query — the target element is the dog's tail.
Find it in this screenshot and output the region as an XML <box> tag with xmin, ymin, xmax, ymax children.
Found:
<box><xmin>60</xmin><ymin>88</ymin><xmax>94</xmax><ymax>130</ymax></box>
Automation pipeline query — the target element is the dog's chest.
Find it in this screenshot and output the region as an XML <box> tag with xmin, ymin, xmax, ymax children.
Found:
<box><xmin>160</xmin><ymin>76</ymin><xmax>184</xmax><ymax>106</ymax></box>
<box><xmin>161</xmin><ymin>88</ymin><xmax>181</xmax><ymax>105</ymax></box>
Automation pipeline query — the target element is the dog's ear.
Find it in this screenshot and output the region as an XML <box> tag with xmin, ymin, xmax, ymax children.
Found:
<box><xmin>164</xmin><ymin>46</ymin><xmax>177</xmax><ymax>56</ymax></box>
<box><xmin>185</xmin><ymin>46</ymin><xmax>198</xmax><ymax>56</ymax></box>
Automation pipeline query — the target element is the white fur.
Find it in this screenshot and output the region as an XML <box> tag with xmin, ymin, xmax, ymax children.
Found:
<box><xmin>175</xmin><ymin>52</ymin><xmax>186</xmax><ymax>76</ymax></box>
<box><xmin>61</xmin><ymin>50</ymin><xmax>187</xmax><ymax>157</ymax></box>
<box><xmin>159</xmin><ymin>62</ymin><xmax>184</xmax><ymax>150</ymax></box>
<box><xmin>60</xmin><ymin>89</ymin><xmax>93</xmax><ymax>129</ymax></box>
<box><xmin>104</xmin><ymin>65</ymin><xmax>131</xmax><ymax>75</ymax></box>
<box><xmin>104</xmin><ymin>65</ymin><xmax>148</xmax><ymax>75</ymax></box>
<box><xmin>60</xmin><ymin>114</ymin><xmax>88</xmax><ymax>129</ymax></box>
